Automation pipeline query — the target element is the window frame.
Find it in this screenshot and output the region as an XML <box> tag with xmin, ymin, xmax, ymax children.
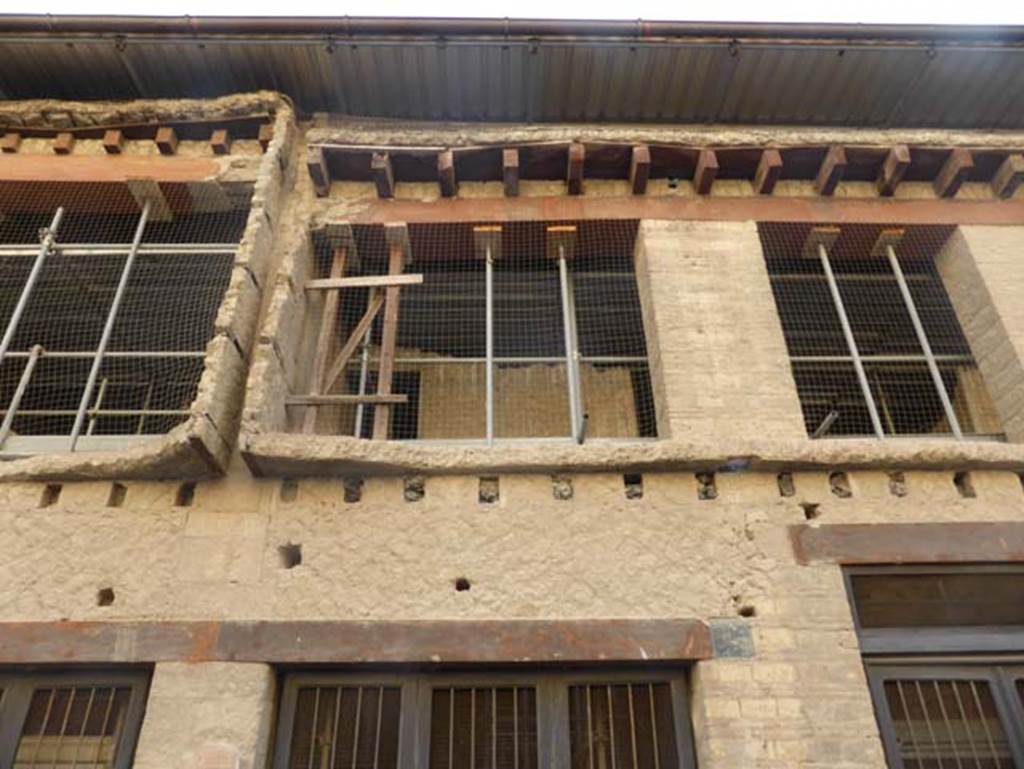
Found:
<box><xmin>272</xmin><ymin>668</ymin><xmax>697</xmax><ymax>769</ymax></box>
<box><xmin>0</xmin><ymin>668</ymin><xmax>150</xmax><ymax>769</ymax></box>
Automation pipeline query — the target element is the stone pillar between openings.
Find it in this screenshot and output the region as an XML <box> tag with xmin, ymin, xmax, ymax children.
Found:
<box><xmin>634</xmin><ymin>220</ymin><xmax>807</xmax><ymax>442</ymax></box>
<box><xmin>132</xmin><ymin>662</ymin><xmax>276</xmax><ymax>769</ymax></box>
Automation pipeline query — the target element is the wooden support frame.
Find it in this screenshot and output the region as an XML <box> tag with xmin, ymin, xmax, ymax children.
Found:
<box><xmin>567</xmin><ymin>143</ymin><xmax>585</xmax><ymax>195</ymax></box>
<box><xmin>0</xmin><ymin>132</ymin><xmax>21</xmax><ymax>154</ymax></box>
<box><xmin>992</xmin><ymin>154</ymin><xmax>1024</xmax><ymax>199</ymax></box>
<box><xmin>102</xmin><ymin>129</ymin><xmax>124</xmax><ymax>155</ymax></box>
<box><xmin>437</xmin><ymin>149</ymin><xmax>457</xmax><ymax>197</ymax></box>
<box><xmin>753</xmin><ymin>149</ymin><xmax>783</xmax><ymax>195</ymax></box>
<box><xmin>306</xmin><ymin>274</ymin><xmax>423</xmax><ymax>291</ymax></box>
<box><xmin>815</xmin><ymin>145</ymin><xmax>847</xmax><ymax>196</ymax></box>
<box><xmin>302</xmin><ymin>237</ymin><xmax>351</xmax><ymax>434</ymax></box>
<box><xmin>503</xmin><ymin>148</ymin><xmax>519</xmax><ymax>197</ymax></box>
<box><xmin>694</xmin><ymin>149</ymin><xmax>719</xmax><ymax>195</ymax></box>
<box><xmin>155</xmin><ymin>127</ymin><xmax>179</xmax><ymax>156</ymax></box>
<box><xmin>877</xmin><ymin>145</ymin><xmax>911</xmax><ymax>197</ymax></box>
<box><xmin>210</xmin><ymin>129</ymin><xmax>232</xmax><ymax>156</ymax></box>
<box><xmin>372</xmin><ymin>223</ymin><xmax>409</xmax><ymax>439</ymax></box>
<box><xmin>52</xmin><ymin>132</ymin><xmax>75</xmax><ymax>155</ymax></box>
<box><xmin>372</xmin><ymin>152</ymin><xmax>395</xmax><ymax>198</ymax></box>
<box><xmin>933</xmin><ymin>148</ymin><xmax>974</xmax><ymax>198</ymax></box>
<box><xmin>629</xmin><ymin>145</ymin><xmax>651</xmax><ymax>195</ymax></box>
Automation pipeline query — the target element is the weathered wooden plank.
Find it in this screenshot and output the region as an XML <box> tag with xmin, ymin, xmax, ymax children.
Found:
<box><xmin>753</xmin><ymin>149</ymin><xmax>783</xmax><ymax>195</ymax></box>
<box><xmin>567</xmin><ymin>142</ymin><xmax>585</xmax><ymax>195</ymax></box>
<box><xmin>155</xmin><ymin>126</ymin><xmax>179</xmax><ymax>156</ymax></box>
<box><xmin>306</xmin><ymin>274</ymin><xmax>424</xmax><ymax>290</ymax></box>
<box><xmin>991</xmin><ymin>154</ymin><xmax>1024</xmax><ymax>199</ymax></box>
<box><xmin>302</xmin><ymin>246</ymin><xmax>347</xmax><ymax>434</ymax></box>
<box><xmin>372</xmin><ymin>229</ymin><xmax>407</xmax><ymax>440</ymax></box>
<box><xmin>210</xmin><ymin>128</ymin><xmax>232</xmax><ymax>155</ymax></box>
<box><xmin>438</xmin><ymin>149</ymin><xmax>457</xmax><ymax>197</ymax></box>
<box><xmin>629</xmin><ymin>144</ymin><xmax>651</xmax><ymax>195</ymax></box>
<box><xmin>372</xmin><ymin>151</ymin><xmax>395</xmax><ymax>198</ymax></box>
<box><xmin>876</xmin><ymin>145</ymin><xmax>911</xmax><ymax>197</ymax></box>
<box><xmin>933</xmin><ymin>148</ymin><xmax>974</xmax><ymax>198</ymax></box>
<box><xmin>307</xmin><ymin>145</ymin><xmax>330</xmax><ymax>197</ymax></box>
<box><xmin>503</xmin><ymin>148</ymin><xmax>519</xmax><ymax>197</ymax></box>
<box><xmin>694</xmin><ymin>149</ymin><xmax>719</xmax><ymax>195</ymax></box>
<box><xmin>814</xmin><ymin>145</ymin><xmax>847</xmax><ymax>196</ymax></box>
<box><xmin>102</xmin><ymin>129</ymin><xmax>124</xmax><ymax>155</ymax></box>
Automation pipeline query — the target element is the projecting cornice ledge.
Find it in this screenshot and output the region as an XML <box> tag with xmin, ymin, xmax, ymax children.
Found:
<box><xmin>240</xmin><ymin>433</ymin><xmax>1024</xmax><ymax>477</ymax></box>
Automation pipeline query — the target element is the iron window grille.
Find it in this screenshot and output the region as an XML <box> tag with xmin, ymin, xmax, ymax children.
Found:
<box><xmin>0</xmin><ymin>181</ymin><xmax>250</xmax><ymax>455</ymax></box>
<box><xmin>0</xmin><ymin>669</ymin><xmax>149</xmax><ymax>769</ymax></box>
<box><xmin>272</xmin><ymin>670</ymin><xmax>696</xmax><ymax>769</ymax></box>
<box><xmin>846</xmin><ymin>565</ymin><xmax>1024</xmax><ymax>769</ymax></box>
<box><xmin>296</xmin><ymin>220</ymin><xmax>657</xmax><ymax>444</ymax></box>
<box><xmin>760</xmin><ymin>223</ymin><xmax>1001</xmax><ymax>440</ymax></box>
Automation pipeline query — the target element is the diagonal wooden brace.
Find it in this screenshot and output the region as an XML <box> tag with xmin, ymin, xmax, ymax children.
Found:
<box><xmin>321</xmin><ymin>289</ymin><xmax>385</xmax><ymax>396</ymax></box>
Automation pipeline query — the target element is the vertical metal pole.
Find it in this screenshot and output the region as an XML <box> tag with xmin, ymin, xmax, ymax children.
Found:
<box><xmin>818</xmin><ymin>243</ymin><xmax>885</xmax><ymax>438</ymax></box>
<box><xmin>353</xmin><ymin>327</ymin><xmax>372</xmax><ymax>438</ymax></box>
<box><xmin>0</xmin><ymin>207</ymin><xmax>64</xmax><ymax>368</ymax></box>
<box><xmin>557</xmin><ymin>247</ymin><xmax>584</xmax><ymax>442</ymax></box>
<box><xmin>485</xmin><ymin>244</ymin><xmax>495</xmax><ymax>445</ymax></box>
<box><xmin>69</xmin><ymin>201</ymin><xmax>150</xmax><ymax>451</ymax></box>
<box><xmin>885</xmin><ymin>244</ymin><xmax>963</xmax><ymax>439</ymax></box>
<box><xmin>0</xmin><ymin>343</ymin><xmax>42</xmax><ymax>446</ymax></box>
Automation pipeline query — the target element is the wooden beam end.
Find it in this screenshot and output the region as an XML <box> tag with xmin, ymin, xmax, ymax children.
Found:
<box><xmin>502</xmin><ymin>148</ymin><xmax>519</xmax><ymax>197</ymax></box>
<box><xmin>814</xmin><ymin>145</ymin><xmax>847</xmax><ymax>196</ymax></box>
<box><xmin>933</xmin><ymin>148</ymin><xmax>974</xmax><ymax>198</ymax></box>
<box><xmin>372</xmin><ymin>152</ymin><xmax>395</xmax><ymax>199</ymax></box>
<box><xmin>102</xmin><ymin>129</ymin><xmax>124</xmax><ymax>155</ymax></box>
<box><xmin>629</xmin><ymin>145</ymin><xmax>651</xmax><ymax>195</ymax></box>
<box><xmin>753</xmin><ymin>149</ymin><xmax>783</xmax><ymax>195</ymax></box>
<box><xmin>992</xmin><ymin>153</ymin><xmax>1024</xmax><ymax>199</ymax></box>
<box><xmin>210</xmin><ymin>128</ymin><xmax>232</xmax><ymax>156</ymax></box>
<box><xmin>438</xmin><ymin>149</ymin><xmax>457</xmax><ymax>198</ymax></box>
<box><xmin>306</xmin><ymin>145</ymin><xmax>330</xmax><ymax>197</ymax></box>
<box><xmin>155</xmin><ymin>126</ymin><xmax>179</xmax><ymax>156</ymax></box>
<box><xmin>567</xmin><ymin>143</ymin><xmax>585</xmax><ymax>196</ymax></box>
<box><xmin>53</xmin><ymin>132</ymin><xmax>75</xmax><ymax>156</ymax></box>
<box><xmin>694</xmin><ymin>149</ymin><xmax>719</xmax><ymax>195</ymax></box>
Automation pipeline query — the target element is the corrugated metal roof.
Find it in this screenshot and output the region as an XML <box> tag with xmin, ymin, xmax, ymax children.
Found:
<box><xmin>1</xmin><ymin>24</ymin><xmax>1024</xmax><ymax>128</ymax></box>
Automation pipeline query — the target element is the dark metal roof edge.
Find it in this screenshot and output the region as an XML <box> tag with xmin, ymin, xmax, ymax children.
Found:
<box><xmin>1</xmin><ymin>14</ymin><xmax>1024</xmax><ymax>44</ymax></box>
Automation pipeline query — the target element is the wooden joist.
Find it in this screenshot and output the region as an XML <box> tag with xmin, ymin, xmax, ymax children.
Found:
<box><xmin>503</xmin><ymin>148</ymin><xmax>519</xmax><ymax>197</ymax></box>
<box><xmin>372</xmin><ymin>152</ymin><xmax>395</xmax><ymax>199</ymax></box>
<box><xmin>288</xmin><ymin>394</ymin><xmax>408</xmax><ymax>406</ymax></box>
<box><xmin>438</xmin><ymin>150</ymin><xmax>457</xmax><ymax>198</ymax></box>
<box><xmin>102</xmin><ymin>130</ymin><xmax>124</xmax><ymax>155</ymax></box>
<box><xmin>629</xmin><ymin>145</ymin><xmax>650</xmax><ymax>195</ymax></box>
<box><xmin>0</xmin><ymin>132</ymin><xmax>21</xmax><ymax>153</ymax></box>
<box><xmin>753</xmin><ymin>149</ymin><xmax>782</xmax><ymax>195</ymax></box>
<box><xmin>934</xmin><ymin>148</ymin><xmax>974</xmax><ymax>198</ymax></box>
<box><xmin>567</xmin><ymin>143</ymin><xmax>584</xmax><ymax>195</ymax></box>
<box><xmin>53</xmin><ymin>132</ymin><xmax>75</xmax><ymax>155</ymax></box>
<box><xmin>210</xmin><ymin>129</ymin><xmax>232</xmax><ymax>155</ymax></box>
<box><xmin>694</xmin><ymin>150</ymin><xmax>719</xmax><ymax>195</ymax></box>
<box><xmin>258</xmin><ymin>123</ymin><xmax>274</xmax><ymax>153</ymax></box>
<box><xmin>814</xmin><ymin>145</ymin><xmax>847</xmax><ymax>196</ymax></box>
<box><xmin>155</xmin><ymin>127</ymin><xmax>178</xmax><ymax>156</ymax></box>
<box><xmin>877</xmin><ymin>145</ymin><xmax>911</xmax><ymax>197</ymax></box>
<box><xmin>307</xmin><ymin>146</ymin><xmax>330</xmax><ymax>197</ymax></box>
<box><xmin>991</xmin><ymin>154</ymin><xmax>1024</xmax><ymax>199</ymax></box>
<box><xmin>306</xmin><ymin>274</ymin><xmax>424</xmax><ymax>291</ymax></box>
<box><xmin>372</xmin><ymin>223</ymin><xmax>409</xmax><ymax>439</ymax></box>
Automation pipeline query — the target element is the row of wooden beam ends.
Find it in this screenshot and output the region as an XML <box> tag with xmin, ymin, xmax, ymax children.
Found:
<box><xmin>0</xmin><ymin>124</ymin><xmax>274</xmax><ymax>157</ymax></box>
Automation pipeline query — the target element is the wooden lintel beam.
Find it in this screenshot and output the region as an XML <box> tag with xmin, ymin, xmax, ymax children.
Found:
<box><xmin>567</xmin><ymin>143</ymin><xmax>584</xmax><ymax>195</ymax></box>
<box><xmin>503</xmin><ymin>148</ymin><xmax>519</xmax><ymax>197</ymax></box>
<box><xmin>438</xmin><ymin>149</ymin><xmax>457</xmax><ymax>198</ymax></box>
<box><xmin>0</xmin><ymin>155</ymin><xmax>220</xmax><ymax>184</ymax></box>
<box><xmin>372</xmin><ymin>152</ymin><xmax>395</xmax><ymax>199</ymax></box>
<box><xmin>934</xmin><ymin>148</ymin><xmax>974</xmax><ymax>198</ymax></box>
<box><xmin>306</xmin><ymin>274</ymin><xmax>424</xmax><ymax>291</ymax></box>
<box><xmin>991</xmin><ymin>154</ymin><xmax>1024</xmax><ymax>199</ymax></box>
<box><xmin>210</xmin><ymin>129</ymin><xmax>232</xmax><ymax>156</ymax></box>
<box><xmin>307</xmin><ymin>146</ymin><xmax>330</xmax><ymax>197</ymax></box>
<box><xmin>102</xmin><ymin>130</ymin><xmax>124</xmax><ymax>155</ymax></box>
<box><xmin>258</xmin><ymin>123</ymin><xmax>274</xmax><ymax>153</ymax></box>
<box><xmin>629</xmin><ymin>145</ymin><xmax>651</xmax><ymax>195</ymax></box>
<box><xmin>753</xmin><ymin>149</ymin><xmax>783</xmax><ymax>195</ymax></box>
<box><xmin>155</xmin><ymin>127</ymin><xmax>179</xmax><ymax>156</ymax></box>
<box><xmin>876</xmin><ymin>145</ymin><xmax>911</xmax><ymax>197</ymax></box>
<box><xmin>288</xmin><ymin>394</ymin><xmax>409</xmax><ymax>406</ymax></box>
<box><xmin>814</xmin><ymin>145</ymin><xmax>847</xmax><ymax>196</ymax></box>
<box><xmin>694</xmin><ymin>149</ymin><xmax>719</xmax><ymax>195</ymax></box>
<box><xmin>53</xmin><ymin>132</ymin><xmax>75</xmax><ymax>156</ymax></box>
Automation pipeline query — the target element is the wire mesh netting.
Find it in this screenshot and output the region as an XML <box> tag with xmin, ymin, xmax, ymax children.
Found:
<box><xmin>0</xmin><ymin>181</ymin><xmax>251</xmax><ymax>448</ymax></box>
<box><xmin>759</xmin><ymin>222</ymin><xmax>1001</xmax><ymax>440</ymax></box>
<box><xmin>303</xmin><ymin>220</ymin><xmax>655</xmax><ymax>442</ymax></box>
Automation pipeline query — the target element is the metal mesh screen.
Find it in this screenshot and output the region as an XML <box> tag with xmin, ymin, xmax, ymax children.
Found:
<box><xmin>15</xmin><ymin>685</ymin><xmax>133</xmax><ymax>768</ymax></box>
<box><xmin>882</xmin><ymin>679</ymin><xmax>1016</xmax><ymax>769</ymax></box>
<box><xmin>0</xmin><ymin>181</ymin><xmax>250</xmax><ymax>452</ymax></box>
<box><xmin>568</xmin><ymin>683</ymin><xmax>678</xmax><ymax>769</ymax></box>
<box><xmin>759</xmin><ymin>223</ymin><xmax>1001</xmax><ymax>439</ymax></box>
<box><xmin>287</xmin><ymin>685</ymin><xmax>402</xmax><ymax>769</ymax></box>
<box><xmin>302</xmin><ymin>220</ymin><xmax>655</xmax><ymax>442</ymax></box>
<box><xmin>429</xmin><ymin>686</ymin><xmax>538</xmax><ymax>769</ymax></box>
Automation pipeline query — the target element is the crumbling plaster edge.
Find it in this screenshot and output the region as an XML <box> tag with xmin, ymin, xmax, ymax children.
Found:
<box><xmin>240</xmin><ymin>432</ymin><xmax>1024</xmax><ymax>477</ymax></box>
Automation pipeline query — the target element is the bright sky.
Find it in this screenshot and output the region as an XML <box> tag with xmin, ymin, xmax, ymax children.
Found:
<box><xmin>4</xmin><ymin>0</ymin><xmax>1024</xmax><ymax>24</ymax></box>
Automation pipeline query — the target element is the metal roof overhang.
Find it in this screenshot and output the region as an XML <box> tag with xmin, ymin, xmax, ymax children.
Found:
<box><xmin>1</xmin><ymin>15</ymin><xmax>1024</xmax><ymax>128</ymax></box>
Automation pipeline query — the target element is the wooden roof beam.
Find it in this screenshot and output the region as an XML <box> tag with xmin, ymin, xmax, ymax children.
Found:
<box><xmin>694</xmin><ymin>149</ymin><xmax>718</xmax><ymax>195</ymax></box>
<box><xmin>753</xmin><ymin>149</ymin><xmax>783</xmax><ymax>195</ymax></box>
<box><xmin>630</xmin><ymin>145</ymin><xmax>650</xmax><ymax>195</ymax></box>
<box><xmin>567</xmin><ymin>143</ymin><xmax>584</xmax><ymax>195</ymax></box>
<box><xmin>876</xmin><ymin>145</ymin><xmax>911</xmax><ymax>197</ymax></box>
<box><xmin>814</xmin><ymin>145</ymin><xmax>847</xmax><ymax>196</ymax></box>
<box><xmin>934</xmin><ymin>148</ymin><xmax>973</xmax><ymax>198</ymax></box>
<box><xmin>372</xmin><ymin>152</ymin><xmax>395</xmax><ymax>199</ymax></box>
<box><xmin>502</xmin><ymin>148</ymin><xmax>519</xmax><ymax>197</ymax></box>
<box><xmin>992</xmin><ymin>154</ymin><xmax>1024</xmax><ymax>199</ymax></box>
<box><xmin>438</xmin><ymin>149</ymin><xmax>457</xmax><ymax>198</ymax></box>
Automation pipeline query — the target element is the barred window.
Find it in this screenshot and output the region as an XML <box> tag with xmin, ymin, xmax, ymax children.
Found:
<box><xmin>760</xmin><ymin>223</ymin><xmax>1000</xmax><ymax>440</ymax></box>
<box><xmin>0</xmin><ymin>670</ymin><xmax>149</xmax><ymax>769</ymax></box>
<box><xmin>0</xmin><ymin>181</ymin><xmax>250</xmax><ymax>455</ymax></box>
<box><xmin>294</xmin><ymin>220</ymin><xmax>656</xmax><ymax>443</ymax></box>
<box><xmin>273</xmin><ymin>672</ymin><xmax>695</xmax><ymax>769</ymax></box>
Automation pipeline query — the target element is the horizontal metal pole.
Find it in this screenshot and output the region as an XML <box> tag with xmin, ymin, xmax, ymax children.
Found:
<box><xmin>0</xmin><ymin>350</ymin><xmax>206</xmax><ymax>359</ymax></box>
<box><xmin>771</xmin><ymin>273</ymin><xmax>934</xmax><ymax>283</ymax></box>
<box><xmin>0</xmin><ymin>244</ymin><xmax>237</xmax><ymax>257</ymax></box>
<box><xmin>353</xmin><ymin>355</ymin><xmax>648</xmax><ymax>365</ymax></box>
<box><xmin>791</xmin><ymin>354</ymin><xmax>973</xmax><ymax>364</ymax></box>
<box><xmin>306</xmin><ymin>274</ymin><xmax>424</xmax><ymax>290</ymax></box>
<box><xmin>0</xmin><ymin>408</ymin><xmax>190</xmax><ymax>416</ymax></box>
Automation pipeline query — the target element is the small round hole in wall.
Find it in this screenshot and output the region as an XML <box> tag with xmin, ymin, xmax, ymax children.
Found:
<box><xmin>454</xmin><ymin>577</ymin><xmax>471</xmax><ymax>592</ymax></box>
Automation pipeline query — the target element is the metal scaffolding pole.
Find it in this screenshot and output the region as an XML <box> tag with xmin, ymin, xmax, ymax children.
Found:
<box><xmin>353</xmin><ymin>327</ymin><xmax>373</xmax><ymax>438</ymax></box>
<box><xmin>69</xmin><ymin>201</ymin><xmax>151</xmax><ymax>451</ymax></box>
<box><xmin>0</xmin><ymin>208</ymin><xmax>64</xmax><ymax>368</ymax></box>
<box><xmin>884</xmin><ymin>243</ymin><xmax>964</xmax><ymax>439</ymax></box>
<box><xmin>0</xmin><ymin>344</ymin><xmax>42</xmax><ymax>446</ymax></box>
<box><xmin>557</xmin><ymin>247</ymin><xmax>584</xmax><ymax>443</ymax></box>
<box><xmin>818</xmin><ymin>242</ymin><xmax>885</xmax><ymax>439</ymax></box>
<box><xmin>485</xmin><ymin>243</ymin><xmax>495</xmax><ymax>445</ymax></box>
